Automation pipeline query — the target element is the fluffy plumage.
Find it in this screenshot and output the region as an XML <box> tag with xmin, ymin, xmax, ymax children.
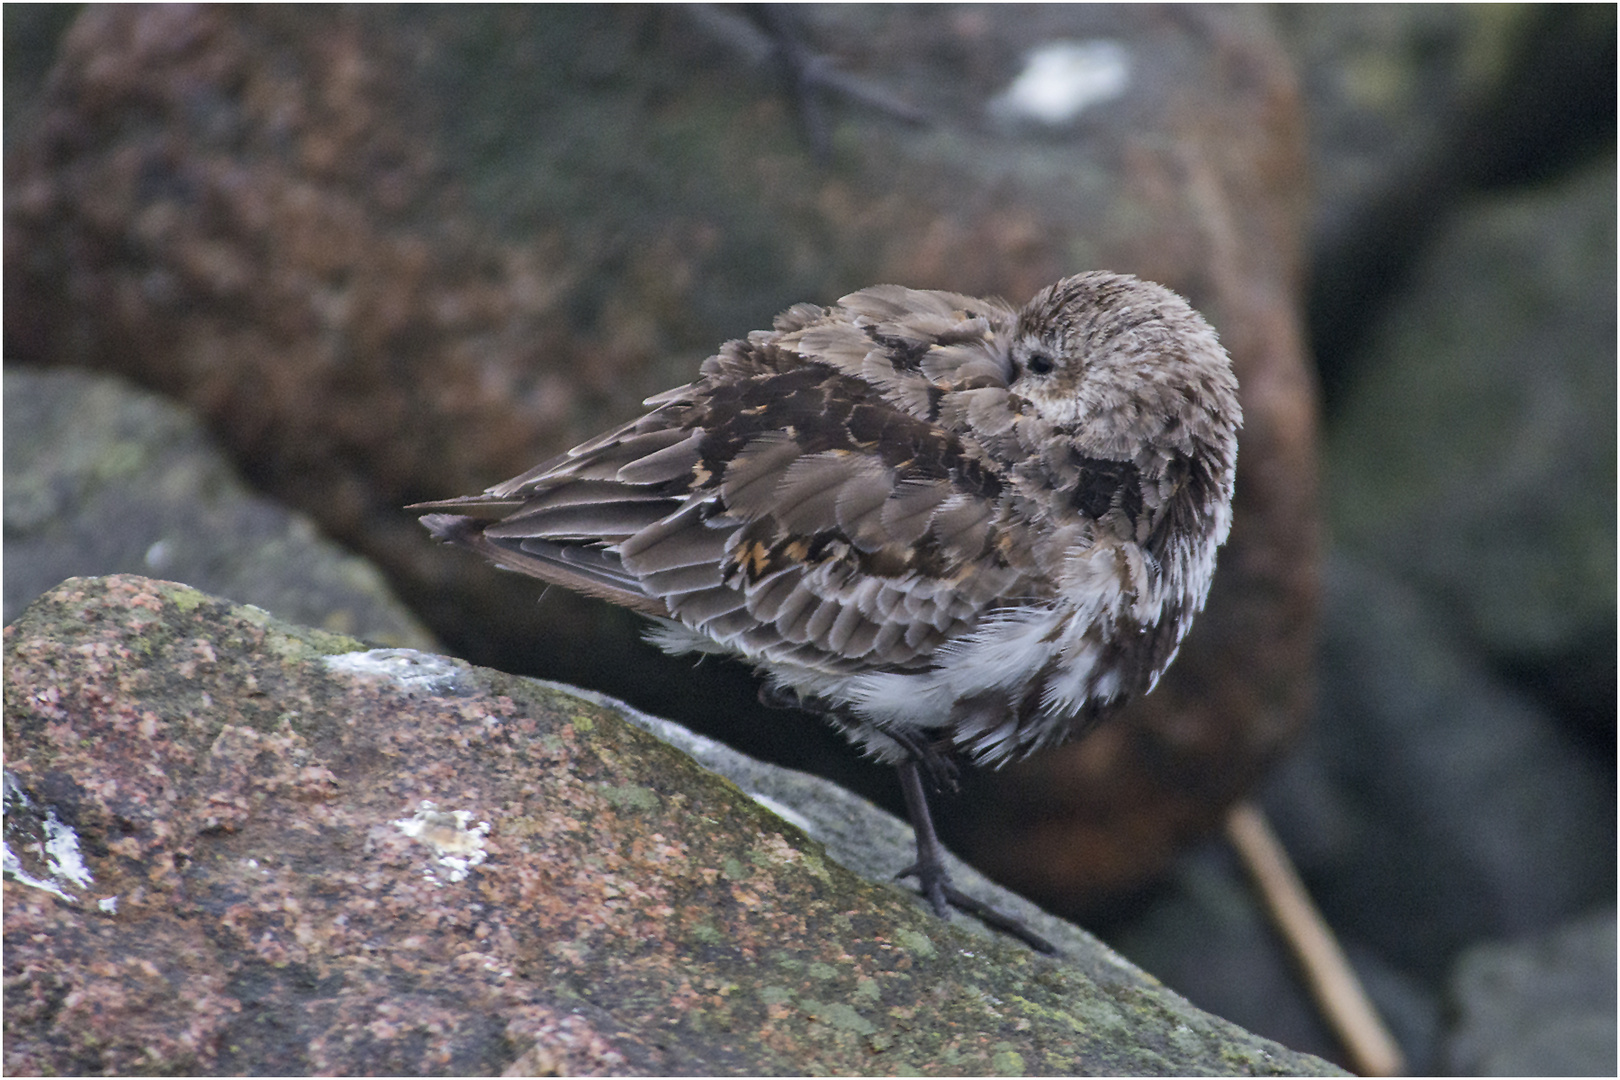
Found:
<box><xmin>418</xmin><ymin>271</ymin><xmax>1239</xmax><ymax>760</ymax></box>
<box><xmin>414</xmin><ymin>271</ymin><xmax>1240</xmax><ymax>949</ymax></box>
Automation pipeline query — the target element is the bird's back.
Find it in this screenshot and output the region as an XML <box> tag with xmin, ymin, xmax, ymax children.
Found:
<box><xmin>417</xmin><ymin>273</ymin><xmax>1238</xmax><ymax>765</ymax></box>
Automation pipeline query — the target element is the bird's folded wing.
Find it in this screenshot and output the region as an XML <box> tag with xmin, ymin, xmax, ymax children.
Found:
<box><xmin>414</xmin><ymin>290</ymin><xmax>1044</xmax><ymax>670</ymax></box>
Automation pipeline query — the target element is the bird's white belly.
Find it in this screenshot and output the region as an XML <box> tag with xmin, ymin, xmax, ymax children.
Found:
<box><xmin>848</xmin><ymin>600</ymin><xmax>1124</xmax><ymax>727</ymax></box>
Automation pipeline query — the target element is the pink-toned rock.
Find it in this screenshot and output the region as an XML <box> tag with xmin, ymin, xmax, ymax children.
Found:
<box><xmin>7</xmin><ymin>6</ymin><xmax>1318</xmax><ymax>908</ymax></box>
<box><xmin>2</xmin><ymin>576</ymin><xmax>1341</xmax><ymax>1076</ymax></box>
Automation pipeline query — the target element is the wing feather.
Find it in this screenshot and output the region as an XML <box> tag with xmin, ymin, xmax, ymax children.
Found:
<box><xmin>418</xmin><ymin>283</ymin><xmax>1046</xmax><ymax>679</ymax></box>
<box><xmin>719</xmin><ymin>433</ymin><xmax>804</xmax><ymax>512</ymax></box>
<box><xmin>618</xmin><ymin>506</ymin><xmax>729</xmax><ymax>571</ymax></box>
<box><xmin>613</xmin><ymin>430</ymin><xmax>705</xmax><ymax>484</ymax></box>
<box><xmin>419</xmin><ymin>514</ymin><xmax>668</xmax><ymax>617</ymax></box>
<box><xmin>638</xmin><ymin>561</ymin><xmax>724</xmax><ymax>596</ymax></box>
<box><xmin>668</xmin><ymin>586</ymin><xmax>748</xmax><ymax>624</ymax></box>
<box><xmin>485</xmin><ymin>500</ymin><xmax>673</xmax><ymax>540</ymax></box>
<box><xmin>831</xmin><ymin>467</ymin><xmax>895</xmax><ymax>552</ymax></box>
<box><xmin>879</xmin><ymin>481</ymin><xmax>952</xmax><ymax>545</ymax></box>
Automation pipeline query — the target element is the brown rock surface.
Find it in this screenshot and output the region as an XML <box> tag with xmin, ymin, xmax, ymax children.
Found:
<box><xmin>2</xmin><ymin>575</ymin><xmax>1342</xmax><ymax>1076</ymax></box>
<box><xmin>6</xmin><ymin>6</ymin><xmax>1318</xmax><ymax>910</ymax></box>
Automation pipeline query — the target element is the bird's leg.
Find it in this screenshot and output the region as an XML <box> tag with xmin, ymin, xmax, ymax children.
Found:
<box><xmin>884</xmin><ymin>725</ymin><xmax>959</xmax><ymax>792</ymax></box>
<box><xmin>896</xmin><ymin>756</ymin><xmax>953</xmax><ymax>917</ymax></box>
<box><xmin>893</xmin><ymin>757</ymin><xmax>1060</xmax><ymax>956</ymax></box>
<box><xmin>756</xmin><ymin>692</ymin><xmax>1059</xmax><ymax>954</ymax></box>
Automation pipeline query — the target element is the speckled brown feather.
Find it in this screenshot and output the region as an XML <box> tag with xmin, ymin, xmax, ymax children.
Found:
<box><xmin>414</xmin><ymin>271</ymin><xmax>1240</xmax><ymax>767</ymax></box>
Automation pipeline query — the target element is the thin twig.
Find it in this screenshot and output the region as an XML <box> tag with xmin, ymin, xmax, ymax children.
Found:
<box><xmin>1225</xmin><ymin>802</ymin><xmax>1407</xmax><ymax>1077</ymax></box>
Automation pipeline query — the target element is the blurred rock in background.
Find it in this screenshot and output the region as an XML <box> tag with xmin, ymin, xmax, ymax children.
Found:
<box><xmin>1125</xmin><ymin>6</ymin><xmax>1616</xmax><ymax>1072</ymax></box>
<box><xmin>3</xmin><ymin>4</ymin><xmax>1613</xmax><ymax>1075</ymax></box>
<box><xmin>4</xmin><ymin>3</ymin><xmax>1317</xmax><ymax>912</ymax></box>
<box><xmin>1442</xmin><ymin>907</ymin><xmax>1617</xmax><ymax>1077</ymax></box>
<box><xmin>1324</xmin><ymin>155</ymin><xmax>1615</xmax><ymax>756</ymax></box>
<box><xmin>1279</xmin><ymin>3</ymin><xmax>1616</xmax><ymax>405</ymax></box>
<box><xmin>4</xmin><ymin>367</ymin><xmax>438</xmax><ymax>649</ymax></box>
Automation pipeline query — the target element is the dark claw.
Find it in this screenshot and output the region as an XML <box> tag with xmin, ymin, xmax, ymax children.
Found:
<box><xmin>894</xmin><ymin>861</ymin><xmax>1059</xmax><ymax>956</ymax></box>
<box><xmin>939</xmin><ymin>884</ymin><xmax>1060</xmax><ymax>956</ymax></box>
<box><xmin>895</xmin><ymin>859</ymin><xmax>951</xmax><ymax>919</ymax></box>
<box><xmin>895</xmin><ymin>758</ymin><xmax>1060</xmax><ymax>955</ymax></box>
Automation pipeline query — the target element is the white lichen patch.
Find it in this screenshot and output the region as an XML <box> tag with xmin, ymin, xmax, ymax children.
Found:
<box><xmin>3</xmin><ymin>771</ymin><xmax>94</xmax><ymax>902</ymax></box>
<box><xmin>393</xmin><ymin>800</ymin><xmax>491</xmax><ymax>884</ymax></box>
<box><xmin>990</xmin><ymin>39</ymin><xmax>1131</xmax><ymax>126</ymax></box>
<box><xmin>324</xmin><ymin>649</ymin><xmax>466</xmax><ymax>695</ymax></box>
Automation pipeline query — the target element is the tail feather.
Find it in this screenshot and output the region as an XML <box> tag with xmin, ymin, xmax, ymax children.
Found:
<box><xmin>417</xmin><ymin>513</ymin><xmax>670</xmax><ymax>618</ymax></box>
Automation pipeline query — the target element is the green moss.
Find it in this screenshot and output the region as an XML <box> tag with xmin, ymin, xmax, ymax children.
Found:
<box><xmin>800</xmin><ymin>999</ymin><xmax>876</xmax><ymax>1036</ymax></box>
<box><xmin>1068</xmin><ymin>994</ymin><xmax>1131</xmax><ymax>1041</ymax></box>
<box><xmin>1007</xmin><ymin>994</ymin><xmax>1087</xmax><ymax>1035</ymax></box>
<box><xmin>597</xmin><ymin>783</ymin><xmax>660</xmax><ymax>813</ymax></box>
<box><xmin>757</xmin><ymin>985</ymin><xmax>793</xmax><ymax>1006</ymax></box>
<box><xmin>163</xmin><ymin>585</ymin><xmax>209</xmax><ymax>613</ymax></box>
<box><xmin>894</xmin><ymin>928</ymin><xmax>936</xmax><ymax>959</ymax></box>
<box><xmin>990</xmin><ymin>1045</ymin><xmax>1027</xmax><ymax>1075</ymax></box>
<box><xmin>797</xmin><ymin>851</ymin><xmax>832</xmax><ymax>884</ymax></box>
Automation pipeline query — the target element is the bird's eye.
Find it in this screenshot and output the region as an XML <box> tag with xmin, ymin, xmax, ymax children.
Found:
<box><xmin>1025</xmin><ymin>351</ymin><xmax>1056</xmax><ymax>376</ymax></box>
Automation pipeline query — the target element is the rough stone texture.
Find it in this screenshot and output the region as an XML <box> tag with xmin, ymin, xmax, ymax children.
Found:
<box><xmin>1325</xmin><ymin>155</ymin><xmax>1616</xmax><ymax>746</ymax></box>
<box><xmin>1442</xmin><ymin>907</ymin><xmax>1617</xmax><ymax>1077</ymax></box>
<box><xmin>1260</xmin><ymin>555</ymin><xmax>1614</xmax><ymax>981</ymax></box>
<box><xmin>1</xmin><ymin>575</ymin><xmax>1343</xmax><ymax>1077</ymax></box>
<box><xmin>4</xmin><ymin>4</ymin><xmax>1321</xmax><ymax>911</ymax></box>
<box><xmin>1276</xmin><ymin>4</ymin><xmax>1616</xmax><ymax>386</ymax></box>
<box><xmin>550</xmin><ymin>683</ymin><xmax>1151</xmax><ymax>994</ymax></box>
<box><xmin>8</xmin><ymin>8</ymin><xmax>1616</xmax><ymax>1074</ymax></box>
<box><xmin>1096</xmin><ymin>839</ymin><xmax>1444</xmax><ymax>1072</ymax></box>
<box><xmin>4</xmin><ymin>366</ymin><xmax>438</xmax><ymax>650</ymax></box>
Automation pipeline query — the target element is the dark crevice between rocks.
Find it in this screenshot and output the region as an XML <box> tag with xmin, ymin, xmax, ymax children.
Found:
<box><xmin>1308</xmin><ymin>4</ymin><xmax>1617</xmax><ymax>412</ymax></box>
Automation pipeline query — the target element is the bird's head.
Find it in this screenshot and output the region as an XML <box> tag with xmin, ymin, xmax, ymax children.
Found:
<box><xmin>1007</xmin><ymin>272</ymin><xmax>1241</xmax><ymax>464</ymax></box>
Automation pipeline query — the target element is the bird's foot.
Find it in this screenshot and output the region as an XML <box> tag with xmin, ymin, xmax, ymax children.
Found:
<box><xmin>894</xmin><ymin>858</ymin><xmax>1059</xmax><ymax>956</ymax></box>
<box><xmin>895</xmin><ymin>757</ymin><xmax>1059</xmax><ymax>955</ymax></box>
